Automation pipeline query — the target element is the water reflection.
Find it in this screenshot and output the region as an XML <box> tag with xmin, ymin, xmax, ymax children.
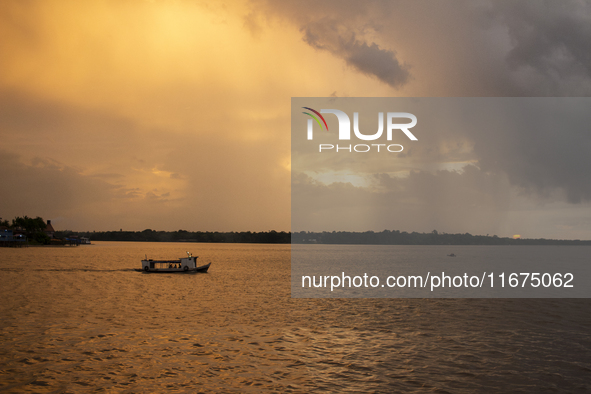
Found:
<box><xmin>0</xmin><ymin>242</ymin><xmax>590</xmax><ymax>392</ymax></box>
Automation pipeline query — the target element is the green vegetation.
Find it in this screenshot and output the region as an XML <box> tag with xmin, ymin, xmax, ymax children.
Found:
<box><xmin>73</xmin><ymin>229</ymin><xmax>291</xmax><ymax>244</ymax></box>
<box><xmin>11</xmin><ymin>216</ymin><xmax>46</xmax><ymax>234</ymax></box>
<box><xmin>65</xmin><ymin>228</ymin><xmax>591</xmax><ymax>245</ymax></box>
<box><xmin>5</xmin><ymin>215</ymin><xmax>590</xmax><ymax>245</ymax></box>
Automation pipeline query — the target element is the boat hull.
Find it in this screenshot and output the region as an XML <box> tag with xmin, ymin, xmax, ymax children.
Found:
<box><xmin>136</xmin><ymin>262</ymin><xmax>211</xmax><ymax>273</ymax></box>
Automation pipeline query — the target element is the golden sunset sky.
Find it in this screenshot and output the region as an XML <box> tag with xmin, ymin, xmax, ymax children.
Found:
<box><xmin>2</xmin><ymin>1</ymin><xmax>591</xmax><ymax>238</ymax></box>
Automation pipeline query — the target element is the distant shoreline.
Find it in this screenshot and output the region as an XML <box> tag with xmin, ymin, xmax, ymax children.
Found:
<box><xmin>292</xmin><ymin>230</ymin><xmax>591</xmax><ymax>246</ymax></box>
<box><xmin>51</xmin><ymin>230</ymin><xmax>591</xmax><ymax>246</ymax></box>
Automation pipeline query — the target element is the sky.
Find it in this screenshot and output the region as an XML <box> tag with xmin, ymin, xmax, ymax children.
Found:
<box><xmin>1</xmin><ymin>0</ymin><xmax>591</xmax><ymax>238</ymax></box>
<box><xmin>291</xmin><ymin>97</ymin><xmax>591</xmax><ymax>239</ymax></box>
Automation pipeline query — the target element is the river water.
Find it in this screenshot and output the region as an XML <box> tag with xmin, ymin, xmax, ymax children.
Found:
<box><xmin>1</xmin><ymin>242</ymin><xmax>590</xmax><ymax>392</ymax></box>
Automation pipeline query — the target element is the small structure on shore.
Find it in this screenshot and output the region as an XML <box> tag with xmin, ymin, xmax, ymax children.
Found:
<box><xmin>44</xmin><ymin>220</ymin><xmax>55</xmax><ymax>238</ymax></box>
<box><xmin>0</xmin><ymin>227</ymin><xmax>28</xmax><ymax>247</ymax></box>
<box><xmin>0</xmin><ymin>217</ymin><xmax>91</xmax><ymax>247</ymax></box>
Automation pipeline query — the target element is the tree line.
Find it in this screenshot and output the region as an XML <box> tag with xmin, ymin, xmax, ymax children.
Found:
<box><xmin>4</xmin><ymin>214</ymin><xmax>589</xmax><ymax>245</ymax></box>
<box><xmin>0</xmin><ymin>216</ymin><xmax>51</xmax><ymax>244</ymax></box>
<box><xmin>70</xmin><ymin>229</ymin><xmax>291</xmax><ymax>244</ymax></box>
<box><xmin>70</xmin><ymin>229</ymin><xmax>591</xmax><ymax>245</ymax></box>
<box><xmin>291</xmin><ymin>230</ymin><xmax>591</xmax><ymax>245</ymax></box>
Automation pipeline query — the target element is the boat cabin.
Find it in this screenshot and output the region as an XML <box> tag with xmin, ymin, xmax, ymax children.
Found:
<box><xmin>141</xmin><ymin>254</ymin><xmax>199</xmax><ymax>272</ymax></box>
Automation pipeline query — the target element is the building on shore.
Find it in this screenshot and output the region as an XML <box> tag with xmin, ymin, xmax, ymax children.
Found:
<box><xmin>44</xmin><ymin>220</ymin><xmax>55</xmax><ymax>239</ymax></box>
<box><xmin>0</xmin><ymin>226</ymin><xmax>28</xmax><ymax>247</ymax></box>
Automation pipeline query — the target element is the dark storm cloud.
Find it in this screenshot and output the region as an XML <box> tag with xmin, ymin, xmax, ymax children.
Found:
<box><xmin>250</xmin><ymin>0</ymin><xmax>412</xmax><ymax>89</ymax></box>
<box><xmin>488</xmin><ymin>0</ymin><xmax>591</xmax><ymax>95</ymax></box>
<box><xmin>256</xmin><ymin>0</ymin><xmax>591</xmax><ymax>95</ymax></box>
<box><xmin>470</xmin><ymin>99</ymin><xmax>591</xmax><ymax>203</ymax></box>
<box><xmin>301</xmin><ymin>19</ymin><xmax>410</xmax><ymax>88</ymax></box>
<box><xmin>270</xmin><ymin>0</ymin><xmax>591</xmax><ymax>210</ymax></box>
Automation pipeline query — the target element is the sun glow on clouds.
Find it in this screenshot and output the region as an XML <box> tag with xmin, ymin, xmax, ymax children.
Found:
<box><xmin>0</xmin><ymin>1</ymin><xmax>313</xmax><ymax>230</ymax></box>
<box><xmin>151</xmin><ymin>167</ymin><xmax>177</xmax><ymax>178</ymax></box>
<box><xmin>305</xmin><ymin>171</ymin><xmax>373</xmax><ymax>189</ymax></box>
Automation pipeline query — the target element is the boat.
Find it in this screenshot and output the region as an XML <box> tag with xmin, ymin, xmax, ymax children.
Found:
<box><xmin>447</xmin><ymin>253</ymin><xmax>456</xmax><ymax>257</ymax></box>
<box><xmin>137</xmin><ymin>252</ymin><xmax>211</xmax><ymax>273</ymax></box>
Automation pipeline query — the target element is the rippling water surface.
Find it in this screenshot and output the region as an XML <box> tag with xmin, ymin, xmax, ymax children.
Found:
<box><xmin>1</xmin><ymin>242</ymin><xmax>590</xmax><ymax>393</ymax></box>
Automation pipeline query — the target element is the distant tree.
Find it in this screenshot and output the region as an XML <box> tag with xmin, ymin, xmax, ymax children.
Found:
<box><xmin>12</xmin><ymin>216</ymin><xmax>46</xmax><ymax>234</ymax></box>
<box><xmin>33</xmin><ymin>232</ymin><xmax>51</xmax><ymax>245</ymax></box>
<box><xmin>54</xmin><ymin>230</ymin><xmax>75</xmax><ymax>239</ymax></box>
